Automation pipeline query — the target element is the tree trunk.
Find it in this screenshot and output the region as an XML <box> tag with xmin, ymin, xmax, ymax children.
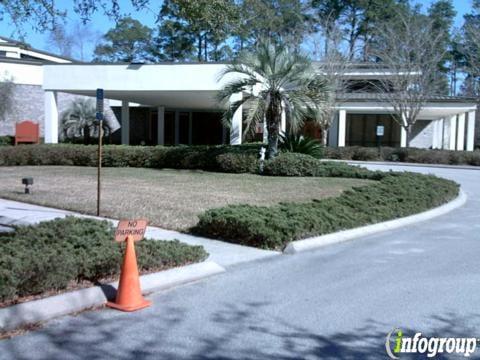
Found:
<box><xmin>197</xmin><ymin>35</ymin><xmax>202</xmax><ymax>62</ymax></box>
<box><xmin>266</xmin><ymin>95</ymin><xmax>282</xmax><ymax>159</ymax></box>
<box><xmin>406</xmin><ymin>125</ymin><xmax>412</xmax><ymax>148</ymax></box>
<box><xmin>321</xmin><ymin>128</ymin><xmax>328</xmax><ymax>146</ymax></box>
<box><xmin>83</xmin><ymin>125</ymin><xmax>91</xmax><ymax>145</ymax></box>
<box><xmin>204</xmin><ymin>34</ymin><xmax>208</xmax><ymax>62</ymax></box>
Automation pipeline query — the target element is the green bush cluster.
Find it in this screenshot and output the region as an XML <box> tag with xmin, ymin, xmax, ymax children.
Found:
<box><xmin>192</xmin><ymin>172</ymin><xmax>459</xmax><ymax>250</ymax></box>
<box><xmin>0</xmin><ymin>217</ymin><xmax>207</xmax><ymax>303</ymax></box>
<box><xmin>279</xmin><ymin>133</ymin><xmax>324</xmax><ymax>159</ymax></box>
<box><xmin>0</xmin><ymin>136</ymin><xmax>14</xmax><ymax>146</ymax></box>
<box><xmin>0</xmin><ymin>144</ymin><xmax>262</xmax><ymax>173</ymax></box>
<box><xmin>2</xmin><ymin>144</ymin><xmax>479</xmax><ymax>171</ymax></box>
<box><xmin>263</xmin><ymin>153</ymin><xmax>384</xmax><ymax>179</ymax></box>
<box><xmin>323</xmin><ymin>146</ymin><xmax>480</xmax><ymax>166</ymax></box>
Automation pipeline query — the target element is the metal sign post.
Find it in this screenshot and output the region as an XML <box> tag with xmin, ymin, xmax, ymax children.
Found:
<box><xmin>96</xmin><ymin>88</ymin><xmax>104</xmax><ymax>216</ymax></box>
<box><xmin>376</xmin><ymin>124</ymin><xmax>384</xmax><ymax>155</ymax></box>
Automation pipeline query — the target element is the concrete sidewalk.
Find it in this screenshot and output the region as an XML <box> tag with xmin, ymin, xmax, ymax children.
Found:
<box><xmin>0</xmin><ymin>198</ymin><xmax>279</xmax><ymax>268</ymax></box>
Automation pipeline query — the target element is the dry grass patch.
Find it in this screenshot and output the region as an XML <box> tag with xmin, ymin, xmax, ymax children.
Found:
<box><xmin>0</xmin><ymin>166</ymin><xmax>373</xmax><ymax>230</ymax></box>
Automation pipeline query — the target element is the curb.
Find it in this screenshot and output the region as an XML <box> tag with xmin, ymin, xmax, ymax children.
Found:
<box><xmin>0</xmin><ymin>261</ymin><xmax>225</xmax><ymax>332</ymax></box>
<box><xmin>327</xmin><ymin>159</ymin><xmax>480</xmax><ymax>171</ymax></box>
<box><xmin>284</xmin><ymin>189</ymin><xmax>467</xmax><ymax>254</ymax></box>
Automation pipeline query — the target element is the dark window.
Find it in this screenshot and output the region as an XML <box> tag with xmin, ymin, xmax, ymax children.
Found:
<box><xmin>192</xmin><ymin>112</ymin><xmax>223</xmax><ymax>145</ymax></box>
<box><xmin>179</xmin><ymin>112</ymin><xmax>189</xmax><ymax>145</ymax></box>
<box><xmin>164</xmin><ymin>111</ymin><xmax>175</xmax><ymax>145</ymax></box>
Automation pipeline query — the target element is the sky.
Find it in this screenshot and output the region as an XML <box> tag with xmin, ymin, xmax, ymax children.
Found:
<box><xmin>0</xmin><ymin>0</ymin><xmax>475</xmax><ymax>61</ymax></box>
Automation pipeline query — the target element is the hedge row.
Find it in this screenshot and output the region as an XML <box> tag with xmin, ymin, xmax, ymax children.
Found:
<box><xmin>192</xmin><ymin>171</ymin><xmax>459</xmax><ymax>250</ymax></box>
<box><xmin>0</xmin><ymin>217</ymin><xmax>207</xmax><ymax>303</ymax></box>
<box><xmin>0</xmin><ymin>144</ymin><xmax>261</xmax><ymax>172</ymax></box>
<box><xmin>263</xmin><ymin>152</ymin><xmax>384</xmax><ymax>179</ymax></box>
<box><xmin>0</xmin><ymin>144</ymin><xmax>393</xmax><ymax>179</ymax></box>
<box><xmin>324</xmin><ymin>146</ymin><xmax>480</xmax><ymax>166</ymax></box>
<box><xmin>1</xmin><ymin>144</ymin><xmax>479</xmax><ymax>169</ymax></box>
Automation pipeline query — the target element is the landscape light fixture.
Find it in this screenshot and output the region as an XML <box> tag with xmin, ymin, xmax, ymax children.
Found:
<box><xmin>22</xmin><ymin>177</ymin><xmax>33</xmax><ymax>194</ymax></box>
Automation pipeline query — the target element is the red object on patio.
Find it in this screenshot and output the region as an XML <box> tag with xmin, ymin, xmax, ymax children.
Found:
<box><xmin>15</xmin><ymin>121</ymin><xmax>40</xmax><ymax>145</ymax></box>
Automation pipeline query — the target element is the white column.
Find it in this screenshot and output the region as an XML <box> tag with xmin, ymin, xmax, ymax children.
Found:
<box><xmin>44</xmin><ymin>91</ymin><xmax>58</xmax><ymax>143</ymax></box>
<box><xmin>432</xmin><ymin>121</ymin><xmax>438</xmax><ymax>149</ymax></box>
<box><xmin>338</xmin><ymin>109</ymin><xmax>346</xmax><ymax>147</ymax></box>
<box><xmin>448</xmin><ymin>115</ymin><xmax>457</xmax><ymax>150</ymax></box>
<box><xmin>121</xmin><ymin>101</ymin><xmax>130</xmax><ymax>145</ymax></box>
<box><xmin>467</xmin><ymin>111</ymin><xmax>476</xmax><ymax>151</ymax></box>
<box><xmin>400</xmin><ymin>127</ymin><xmax>407</xmax><ymax>147</ymax></box>
<box><xmin>157</xmin><ymin>106</ymin><xmax>164</xmax><ymax>145</ymax></box>
<box><xmin>229</xmin><ymin>93</ymin><xmax>242</xmax><ymax>145</ymax></box>
<box><xmin>437</xmin><ymin>119</ymin><xmax>445</xmax><ymax>149</ymax></box>
<box><xmin>456</xmin><ymin>113</ymin><xmax>466</xmax><ymax>150</ymax></box>
<box><xmin>441</xmin><ymin>118</ymin><xmax>448</xmax><ymax>150</ymax></box>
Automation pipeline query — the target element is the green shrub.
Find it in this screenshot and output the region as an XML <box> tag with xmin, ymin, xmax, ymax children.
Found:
<box><xmin>0</xmin><ymin>144</ymin><xmax>263</xmax><ymax>173</ymax></box>
<box><xmin>0</xmin><ymin>217</ymin><xmax>207</xmax><ymax>303</ymax></box>
<box><xmin>279</xmin><ymin>133</ymin><xmax>324</xmax><ymax>158</ymax></box>
<box><xmin>216</xmin><ymin>153</ymin><xmax>259</xmax><ymax>173</ymax></box>
<box><xmin>263</xmin><ymin>152</ymin><xmax>384</xmax><ymax>179</ymax></box>
<box><xmin>2</xmin><ymin>144</ymin><xmax>479</xmax><ymax>171</ymax></box>
<box><xmin>350</xmin><ymin>146</ymin><xmax>381</xmax><ymax>161</ymax></box>
<box><xmin>0</xmin><ymin>136</ymin><xmax>13</xmax><ymax>146</ymax></box>
<box><xmin>192</xmin><ymin>172</ymin><xmax>459</xmax><ymax>250</ymax></box>
<box><xmin>323</xmin><ymin>147</ymin><xmax>356</xmax><ymax>160</ymax></box>
<box><xmin>263</xmin><ymin>152</ymin><xmax>320</xmax><ymax>176</ymax></box>
<box><xmin>323</xmin><ymin>146</ymin><xmax>480</xmax><ymax>166</ymax></box>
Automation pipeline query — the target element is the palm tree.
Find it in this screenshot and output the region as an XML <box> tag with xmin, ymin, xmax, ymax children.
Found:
<box><xmin>218</xmin><ymin>41</ymin><xmax>329</xmax><ymax>158</ymax></box>
<box><xmin>60</xmin><ymin>98</ymin><xmax>118</xmax><ymax>143</ymax></box>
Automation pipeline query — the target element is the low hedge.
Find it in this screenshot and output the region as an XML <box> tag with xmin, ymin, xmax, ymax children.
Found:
<box><xmin>192</xmin><ymin>171</ymin><xmax>459</xmax><ymax>250</ymax></box>
<box><xmin>1</xmin><ymin>144</ymin><xmax>479</xmax><ymax>171</ymax></box>
<box><xmin>0</xmin><ymin>144</ymin><xmax>262</xmax><ymax>172</ymax></box>
<box><xmin>324</xmin><ymin>146</ymin><xmax>480</xmax><ymax>166</ymax></box>
<box><xmin>0</xmin><ymin>217</ymin><xmax>207</xmax><ymax>304</ymax></box>
<box><xmin>263</xmin><ymin>153</ymin><xmax>384</xmax><ymax>179</ymax></box>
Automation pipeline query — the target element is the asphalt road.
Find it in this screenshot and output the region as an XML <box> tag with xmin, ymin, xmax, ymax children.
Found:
<box><xmin>1</xmin><ymin>164</ymin><xmax>480</xmax><ymax>360</ymax></box>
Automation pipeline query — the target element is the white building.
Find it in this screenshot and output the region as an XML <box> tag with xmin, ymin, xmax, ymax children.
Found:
<box><xmin>42</xmin><ymin>63</ymin><xmax>477</xmax><ymax>150</ymax></box>
<box><xmin>0</xmin><ymin>36</ymin><xmax>118</xmax><ymax>140</ymax></box>
<box><xmin>0</xmin><ymin>35</ymin><xmax>477</xmax><ymax>150</ymax></box>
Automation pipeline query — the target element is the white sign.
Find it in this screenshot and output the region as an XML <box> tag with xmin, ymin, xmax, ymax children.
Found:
<box><xmin>376</xmin><ymin>125</ymin><xmax>385</xmax><ymax>137</ymax></box>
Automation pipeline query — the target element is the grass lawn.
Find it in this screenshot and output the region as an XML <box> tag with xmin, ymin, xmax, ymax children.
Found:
<box><xmin>0</xmin><ymin>166</ymin><xmax>373</xmax><ymax>231</ymax></box>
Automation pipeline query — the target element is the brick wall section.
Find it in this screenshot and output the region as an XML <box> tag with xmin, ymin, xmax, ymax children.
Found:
<box><xmin>0</xmin><ymin>84</ymin><xmax>117</xmax><ymax>138</ymax></box>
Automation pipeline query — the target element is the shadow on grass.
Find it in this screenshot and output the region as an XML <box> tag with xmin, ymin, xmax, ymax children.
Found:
<box><xmin>2</xmin><ymin>298</ymin><xmax>479</xmax><ymax>360</ymax></box>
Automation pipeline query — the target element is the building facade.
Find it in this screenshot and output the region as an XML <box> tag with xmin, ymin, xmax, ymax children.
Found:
<box><xmin>42</xmin><ymin>63</ymin><xmax>477</xmax><ymax>150</ymax></box>
<box><xmin>0</xmin><ymin>36</ymin><xmax>477</xmax><ymax>150</ymax></box>
<box><xmin>0</xmin><ymin>36</ymin><xmax>118</xmax><ymax>140</ymax></box>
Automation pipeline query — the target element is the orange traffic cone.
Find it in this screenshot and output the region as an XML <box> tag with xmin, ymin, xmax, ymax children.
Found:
<box><xmin>107</xmin><ymin>235</ymin><xmax>152</xmax><ymax>312</ymax></box>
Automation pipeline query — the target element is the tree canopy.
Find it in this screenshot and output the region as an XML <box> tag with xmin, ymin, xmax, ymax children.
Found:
<box><xmin>2</xmin><ymin>0</ymin><xmax>479</xmax><ymax>99</ymax></box>
<box><xmin>93</xmin><ymin>17</ymin><xmax>152</xmax><ymax>62</ymax></box>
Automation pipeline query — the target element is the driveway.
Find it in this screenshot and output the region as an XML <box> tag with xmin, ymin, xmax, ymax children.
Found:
<box><xmin>1</xmin><ymin>164</ymin><xmax>479</xmax><ymax>359</ymax></box>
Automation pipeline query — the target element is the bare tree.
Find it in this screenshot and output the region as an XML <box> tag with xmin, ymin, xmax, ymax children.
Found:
<box><xmin>309</xmin><ymin>19</ymin><xmax>352</xmax><ymax>145</ymax></box>
<box><xmin>0</xmin><ymin>74</ymin><xmax>14</xmax><ymax>122</ymax></box>
<box><xmin>369</xmin><ymin>12</ymin><xmax>447</xmax><ymax>147</ymax></box>
<box><xmin>462</xmin><ymin>22</ymin><xmax>480</xmax><ymax>95</ymax></box>
<box><xmin>71</xmin><ymin>22</ymin><xmax>102</xmax><ymax>61</ymax></box>
<box><xmin>46</xmin><ymin>23</ymin><xmax>74</xmax><ymax>58</ymax></box>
